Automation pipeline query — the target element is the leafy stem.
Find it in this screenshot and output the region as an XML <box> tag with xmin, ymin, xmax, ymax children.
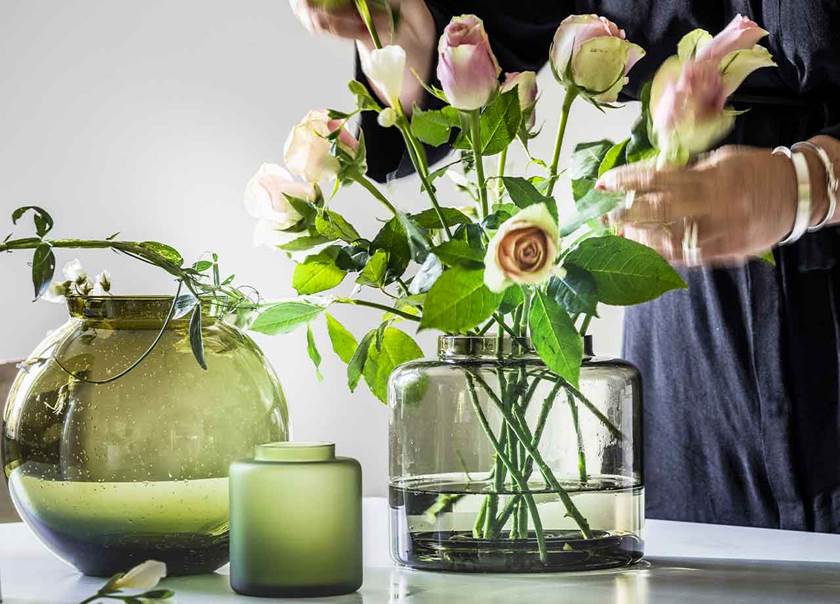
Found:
<box><xmin>546</xmin><ymin>89</ymin><xmax>578</xmax><ymax>196</ymax></box>
<box><xmin>468</xmin><ymin>110</ymin><xmax>489</xmax><ymax>218</ymax></box>
<box><xmin>335</xmin><ymin>297</ymin><xmax>420</xmax><ymax>322</ymax></box>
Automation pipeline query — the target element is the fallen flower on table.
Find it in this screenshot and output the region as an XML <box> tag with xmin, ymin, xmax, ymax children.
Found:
<box><xmin>77</xmin><ymin>560</ymin><xmax>174</xmax><ymax>604</ymax></box>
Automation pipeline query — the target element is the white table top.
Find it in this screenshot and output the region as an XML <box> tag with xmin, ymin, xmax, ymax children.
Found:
<box><xmin>2</xmin><ymin>498</ymin><xmax>840</xmax><ymax>603</ymax></box>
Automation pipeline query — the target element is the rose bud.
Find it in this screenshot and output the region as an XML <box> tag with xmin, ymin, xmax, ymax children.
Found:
<box><xmin>437</xmin><ymin>15</ymin><xmax>501</xmax><ymax>111</ymax></box>
<box><xmin>244</xmin><ymin>163</ymin><xmax>317</xmax><ymax>249</ymax></box>
<box><xmin>501</xmin><ymin>71</ymin><xmax>538</xmax><ymax>129</ymax></box>
<box><xmin>694</xmin><ymin>14</ymin><xmax>769</xmax><ymax>63</ymax></box>
<box><xmin>484</xmin><ymin>203</ymin><xmax>560</xmax><ymax>293</ymax></box>
<box><xmin>650</xmin><ymin>16</ymin><xmax>775</xmax><ymax>165</ymax></box>
<box><xmin>549</xmin><ymin>14</ymin><xmax>645</xmax><ymax>103</ymax></box>
<box><xmin>283</xmin><ymin>110</ymin><xmax>358</xmax><ymax>183</ymax></box>
<box><xmin>361</xmin><ymin>45</ymin><xmax>406</xmax><ymax>107</ymax></box>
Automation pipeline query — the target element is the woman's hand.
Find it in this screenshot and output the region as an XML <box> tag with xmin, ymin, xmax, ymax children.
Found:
<box><xmin>289</xmin><ymin>0</ymin><xmax>436</xmax><ymax>110</ymax></box>
<box><xmin>597</xmin><ymin>146</ymin><xmax>806</xmax><ymax>265</ymax></box>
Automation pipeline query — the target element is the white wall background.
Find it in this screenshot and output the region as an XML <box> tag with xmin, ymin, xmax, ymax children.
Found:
<box><xmin>0</xmin><ymin>0</ymin><xmax>636</xmax><ymax>495</ymax></box>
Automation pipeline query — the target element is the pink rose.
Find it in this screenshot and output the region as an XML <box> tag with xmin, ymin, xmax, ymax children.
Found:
<box><xmin>501</xmin><ymin>71</ymin><xmax>538</xmax><ymax>129</ymax></box>
<box><xmin>550</xmin><ymin>14</ymin><xmax>645</xmax><ymax>102</ymax></box>
<box><xmin>244</xmin><ymin>163</ymin><xmax>317</xmax><ymax>249</ymax></box>
<box><xmin>437</xmin><ymin>15</ymin><xmax>501</xmax><ymax>111</ymax></box>
<box><xmin>695</xmin><ymin>14</ymin><xmax>769</xmax><ymax>62</ymax></box>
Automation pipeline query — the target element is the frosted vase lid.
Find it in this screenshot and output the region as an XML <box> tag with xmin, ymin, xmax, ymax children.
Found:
<box><xmin>255</xmin><ymin>442</ymin><xmax>335</xmax><ymax>462</ymax></box>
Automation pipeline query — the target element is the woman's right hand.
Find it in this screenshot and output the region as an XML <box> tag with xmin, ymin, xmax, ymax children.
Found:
<box><xmin>289</xmin><ymin>0</ymin><xmax>436</xmax><ymax>110</ymax></box>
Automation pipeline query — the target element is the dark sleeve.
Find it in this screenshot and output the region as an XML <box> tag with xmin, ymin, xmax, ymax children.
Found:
<box><xmin>357</xmin><ymin>1</ymin><xmax>562</xmax><ymax>183</ymax></box>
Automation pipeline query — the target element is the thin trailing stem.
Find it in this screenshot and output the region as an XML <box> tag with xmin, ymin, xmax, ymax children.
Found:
<box><xmin>52</xmin><ymin>281</ymin><xmax>184</xmax><ymax>385</ymax></box>
<box><xmin>546</xmin><ymin>89</ymin><xmax>578</xmax><ymax>196</ymax></box>
<box><xmin>354</xmin><ymin>0</ymin><xmax>382</xmax><ymax>49</ymax></box>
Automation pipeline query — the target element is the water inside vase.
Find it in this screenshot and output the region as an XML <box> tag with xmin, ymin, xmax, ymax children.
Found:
<box><xmin>390</xmin><ymin>474</ymin><xmax>643</xmax><ymax>572</ymax></box>
<box><xmin>9</xmin><ymin>463</ymin><xmax>230</xmax><ymax>576</ymax></box>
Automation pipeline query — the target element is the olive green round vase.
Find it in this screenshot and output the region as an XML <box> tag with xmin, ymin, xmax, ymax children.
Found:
<box><xmin>1</xmin><ymin>296</ymin><xmax>289</xmax><ymax>576</ymax></box>
<box><xmin>229</xmin><ymin>442</ymin><xmax>363</xmax><ymax>597</ymax></box>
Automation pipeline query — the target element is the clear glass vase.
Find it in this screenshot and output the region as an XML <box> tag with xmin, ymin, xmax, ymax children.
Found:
<box><xmin>2</xmin><ymin>296</ymin><xmax>289</xmax><ymax>576</ymax></box>
<box><xmin>388</xmin><ymin>335</ymin><xmax>642</xmax><ymax>572</ymax></box>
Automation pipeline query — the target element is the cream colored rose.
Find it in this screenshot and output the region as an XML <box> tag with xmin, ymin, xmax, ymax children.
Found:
<box><xmin>484</xmin><ymin>203</ymin><xmax>560</xmax><ymax>293</ymax></box>
<box><xmin>361</xmin><ymin>45</ymin><xmax>406</xmax><ymax>106</ymax></box>
<box><xmin>283</xmin><ymin>110</ymin><xmax>357</xmax><ymax>183</ymax></box>
<box><xmin>244</xmin><ymin>163</ymin><xmax>317</xmax><ymax>250</ymax></box>
<box><xmin>112</xmin><ymin>560</ymin><xmax>167</xmax><ymax>590</ymax></box>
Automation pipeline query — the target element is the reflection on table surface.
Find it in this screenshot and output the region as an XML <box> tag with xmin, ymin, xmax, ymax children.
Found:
<box><xmin>158</xmin><ymin>557</ymin><xmax>840</xmax><ymax>604</ymax></box>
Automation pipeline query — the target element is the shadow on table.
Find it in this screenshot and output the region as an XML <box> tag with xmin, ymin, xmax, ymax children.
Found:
<box><xmin>383</xmin><ymin>557</ymin><xmax>840</xmax><ymax>604</ymax></box>
<box><xmin>164</xmin><ymin>573</ymin><xmax>364</xmax><ymax>603</ymax></box>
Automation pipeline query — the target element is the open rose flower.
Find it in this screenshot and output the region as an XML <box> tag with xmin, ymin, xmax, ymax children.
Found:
<box><xmin>501</xmin><ymin>71</ymin><xmax>538</xmax><ymax>130</ymax></box>
<box><xmin>437</xmin><ymin>15</ymin><xmax>501</xmax><ymax>111</ymax></box>
<box><xmin>361</xmin><ymin>45</ymin><xmax>406</xmax><ymax>107</ymax></box>
<box><xmin>550</xmin><ymin>14</ymin><xmax>645</xmax><ymax>102</ymax></box>
<box><xmin>651</xmin><ymin>15</ymin><xmax>775</xmax><ymax>165</ymax></box>
<box><xmin>484</xmin><ymin>203</ymin><xmax>560</xmax><ymax>293</ymax></box>
<box><xmin>283</xmin><ymin>110</ymin><xmax>358</xmax><ymax>183</ymax></box>
<box><xmin>244</xmin><ymin>163</ymin><xmax>317</xmax><ymax>249</ymax></box>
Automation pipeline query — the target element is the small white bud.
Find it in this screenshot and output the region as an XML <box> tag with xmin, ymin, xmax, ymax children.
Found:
<box><xmin>377</xmin><ymin>107</ymin><xmax>398</xmax><ymax>128</ymax></box>
<box><xmin>62</xmin><ymin>259</ymin><xmax>87</xmax><ymax>284</ymax></box>
<box><xmin>95</xmin><ymin>270</ymin><xmax>112</xmax><ymax>293</ymax></box>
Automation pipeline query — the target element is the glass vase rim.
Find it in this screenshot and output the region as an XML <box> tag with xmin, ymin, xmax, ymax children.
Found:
<box><xmin>437</xmin><ymin>334</ymin><xmax>594</xmax><ymax>359</ymax></box>
<box><xmin>65</xmin><ymin>295</ymin><xmax>214</xmax><ymax>321</ymax></box>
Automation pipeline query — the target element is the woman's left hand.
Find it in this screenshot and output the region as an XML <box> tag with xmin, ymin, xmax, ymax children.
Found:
<box><xmin>597</xmin><ymin>145</ymin><xmax>800</xmax><ymax>265</ymax></box>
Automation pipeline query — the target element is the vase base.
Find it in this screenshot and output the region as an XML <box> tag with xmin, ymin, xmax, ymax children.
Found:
<box><xmin>394</xmin><ymin>529</ymin><xmax>643</xmax><ymax>573</ymax></box>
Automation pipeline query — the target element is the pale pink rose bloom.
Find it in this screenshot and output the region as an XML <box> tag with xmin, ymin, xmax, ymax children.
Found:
<box><xmin>550</xmin><ymin>14</ymin><xmax>645</xmax><ymax>102</ymax></box>
<box><xmin>243</xmin><ymin>163</ymin><xmax>314</xmax><ymax>229</ymax></box>
<box><xmin>501</xmin><ymin>71</ymin><xmax>538</xmax><ymax>129</ymax></box>
<box><xmin>284</xmin><ymin>110</ymin><xmax>359</xmax><ymax>183</ymax></box>
<box><xmin>437</xmin><ymin>15</ymin><xmax>501</xmax><ymax>111</ymax></box>
<box><xmin>695</xmin><ymin>14</ymin><xmax>769</xmax><ymax>62</ymax></box>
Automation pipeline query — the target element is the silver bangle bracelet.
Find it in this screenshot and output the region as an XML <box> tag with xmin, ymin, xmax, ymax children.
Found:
<box><xmin>773</xmin><ymin>146</ymin><xmax>812</xmax><ymax>246</ymax></box>
<box><xmin>792</xmin><ymin>141</ymin><xmax>838</xmax><ymax>232</ymax></box>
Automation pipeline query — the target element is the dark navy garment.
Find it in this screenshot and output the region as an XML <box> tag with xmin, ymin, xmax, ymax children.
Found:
<box><xmin>358</xmin><ymin>1</ymin><xmax>840</xmax><ymax>531</ymax></box>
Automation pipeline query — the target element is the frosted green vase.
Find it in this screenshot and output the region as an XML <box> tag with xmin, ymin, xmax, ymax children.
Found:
<box><xmin>1</xmin><ymin>296</ymin><xmax>289</xmax><ymax>576</ymax></box>
<box><xmin>229</xmin><ymin>442</ymin><xmax>363</xmax><ymax>597</ymax></box>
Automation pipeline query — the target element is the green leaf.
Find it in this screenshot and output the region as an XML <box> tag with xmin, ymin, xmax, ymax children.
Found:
<box><xmin>476</xmin><ymin>88</ymin><xmax>521</xmax><ymax>156</ymax></box>
<box><xmin>357</xmin><ymin>249</ymin><xmax>389</xmax><ymax>287</ymax></box>
<box><xmin>419</xmin><ymin>267</ymin><xmax>503</xmax><ymax>333</ymax></box>
<box><xmin>498</xmin><ymin>285</ymin><xmax>525</xmax><ymax>315</ymax></box>
<box><xmin>598</xmin><ymin>139</ymin><xmax>629</xmax><ymax>177</ymax></box>
<box><xmin>172</xmin><ymin>293</ymin><xmax>198</xmax><ymax>320</ymax></box>
<box><xmin>570</xmin><ymin>140</ymin><xmax>614</xmax><ymax>201</ymax></box>
<box><xmin>292</xmin><ymin>246</ymin><xmax>346</xmax><ymax>294</ymax></box>
<box><xmin>559</xmin><ymin>189</ymin><xmax>625</xmax><ymax>237</ymax></box>
<box><xmin>433</xmin><ymin>239</ymin><xmax>484</xmax><ymax>268</ymax></box>
<box><xmin>626</xmin><ymin>82</ymin><xmax>657</xmax><ymax>163</ymax></box>
<box><xmin>192</xmin><ymin>260</ymin><xmax>213</xmax><ymax>272</ymax></box>
<box><xmin>348</xmin><ymin>330</ymin><xmax>376</xmax><ymax>392</ymax></box>
<box><xmin>529</xmin><ymin>291</ymin><xmax>583</xmax><ymax>386</ymax></box>
<box><xmin>250</xmin><ymin>301</ymin><xmax>325</xmax><ymax>335</ymax></box>
<box><xmin>348</xmin><ymin>79</ymin><xmax>382</xmax><ymax>112</ymax></box>
<box><xmin>12</xmin><ymin>206</ymin><xmax>54</xmax><ymax>237</ymax></box>
<box><xmin>565</xmin><ymin>235</ymin><xmax>688</xmax><ymax>305</ymax></box>
<box><xmin>410</xmin><ymin>207</ymin><xmax>471</xmax><ymax>229</ymax></box>
<box><xmin>372</xmin><ymin>217</ymin><xmax>411</xmax><ymax>279</ymax></box>
<box><xmin>325</xmin><ymin>313</ymin><xmax>357</xmax><ymax>364</ymax></box>
<box><xmin>363</xmin><ymin>327</ymin><xmax>423</xmax><ymax>403</ymax></box>
<box><xmin>31</xmin><ymin>244</ymin><xmax>55</xmax><ymax>300</ymax></box>
<box><xmin>396</xmin><ymin>212</ymin><xmax>430</xmax><ymax>263</ymax></box>
<box><xmin>286</xmin><ymin>196</ymin><xmax>317</xmax><ymax>224</ymax></box>
<box><xmin>408</xmin><ymin>253</ymin><xmax>443</xmax><ymax>295</ymax></box>
<box><xmin>548</xmin><ymin>266</ymin><xmax>599</xmax><ymax>316</ymax></box>
<box><xmin>278</xmin><ymin>234</ymin><xmax>330</xmax><ymax>252</ymax></box>
<box><xmin>306</xmin><ymin>323</ymin><xmax>323</xmax><ymax>381</ymax></box>
<box><xmin>502</xmin><ymin>176</ymin><xmax>553</xmax><ymax>210</ymax></box>
<box><xmin>410</xmin><ymin>107</ymin><xmax>456</xmax><ymax>147</ymax></box>
<box><xmin>758</xmin><ymin>249</ymin><xmax>776</xmax><ymax>266</ymax></box>
<box><xmin>335</xmin><ymin>241</ymin><xmax>370</xmax><ymax>272</ymax></box>
<box><xmin>139</xmin><ymin>241</ymin><xmax>184</xmax><ymax>267</ymax></box>
<box><xmin>189</xmin><ymin>305</ymin><xmax>208</xmax><ymax>370</ymax></box>
<box><xmin>315</xmin><ymin>210</ymin><xmax>360</xmax><ymax>243</ymax></box>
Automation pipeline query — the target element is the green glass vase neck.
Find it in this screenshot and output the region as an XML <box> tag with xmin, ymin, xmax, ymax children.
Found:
<box><xmin>66</xmin><ymin>295</ymin><xmax>216</xmax><ymax>326</ymax></box>
<box><xmin>255</xmin><ymin>442</ymin><xmax>335</xmax><ymax>463</ymax></box>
